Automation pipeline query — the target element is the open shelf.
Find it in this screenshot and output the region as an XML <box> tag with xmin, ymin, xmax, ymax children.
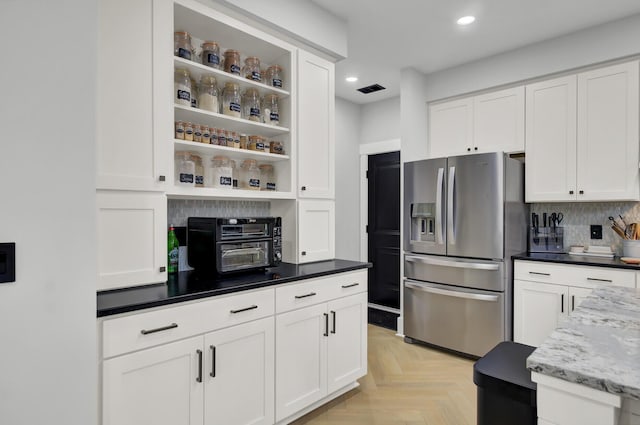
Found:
<box><xmin>174</xmin><ymin>140</ymin><xmax>289</xmax><ymax>162</ymax></box>
<box><xmin>167</xmin><ymin>185</ymin><xmax>295</xmax><ymax>200</ymax></box>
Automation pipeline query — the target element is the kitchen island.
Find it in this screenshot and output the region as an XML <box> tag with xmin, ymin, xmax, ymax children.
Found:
<box><xmin>527</xmin><ymin>285</ymin><xmax>640</xmax><ymax>425</ymax></box>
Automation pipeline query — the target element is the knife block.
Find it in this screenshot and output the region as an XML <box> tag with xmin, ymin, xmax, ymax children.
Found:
<box><xmin>529</xmin><ymin>226</ymin><xmax>564</xmax><ymax>253</ymax></box>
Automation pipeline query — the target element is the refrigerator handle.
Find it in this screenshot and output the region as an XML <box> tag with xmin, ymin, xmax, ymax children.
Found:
<box><xmin>405</xmin><ymin>280</ymin><xmax>499</xmax><ymax>302</ymax></box>
<box><xmin>435</xmin><ymin>167</ymin><xmax>444</xmax><ymax>245</ymax></box>
<box><xmin>447</xmin><ymin>166</ymin><xmax>456</xmax><ymax>245</ymax></box>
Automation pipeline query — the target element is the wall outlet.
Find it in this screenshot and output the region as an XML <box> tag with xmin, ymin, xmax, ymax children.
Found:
<box><xmin>590</xmin><ymin>224</ymin><xmax>603</xmax><ymax>239</ymax></box>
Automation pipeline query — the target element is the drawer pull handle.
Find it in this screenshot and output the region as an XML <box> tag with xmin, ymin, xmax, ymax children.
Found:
<box><xmin>210</xmin><ymin>345</ymin><xmax>216</xmax><ymax>378</ymax></box>
<box><xmin>140</xmin><ymin>323</ymin><xmax>178</xmax><ymax>335</ymax></box>
<box><xmin>572</xmin><ymin>295</ymin><xmax>575</xmax><ymax>312</ymax></box>
<box><xmin>561</xmin><ymin>294</ymin><xmax>564</xmax><ymax>313</ymax></box>
<box><xmin>586</xmin><ymin>277</ymin><xmax>612</xmax><ymax>283</ymax></box>
<box><xmin>295</xmin><ymin>292</ymin><xmax>317</xmax><ymax>299</ymax></box>
<box><xmin>341</xmin><ymin>283</ymin><xmax>359</xmax><ymax>288</ymax></box>
<box><xmin>196</xmin><ymin>349</ymin><xmax>203</xmax><ymax>383</ymax></box>
<box><xmin>230</xmin><ymin>305</ymin><xmax>258</xmax><ymax>314</ymax></box>
<box><xmin>323</xmin><ymin>313</ymin><xmax>329</xmax><ymax>337</ymax></box>
<box><xmin>529</xmin><ymin>271</ymin><xmax>550</xmax><ymax>276</ymax></box>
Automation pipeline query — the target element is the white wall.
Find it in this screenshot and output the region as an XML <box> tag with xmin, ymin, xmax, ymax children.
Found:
<box><xmin>400</xmin><ymin>68</ymin><xmax>429</xmax><ymax>163</ymax></box>
<box><xmin>0</xmin><ymin>1</ymin><xmax>97</xmax><ymax>424</ymax></box>
<box><xmin>425</xmin><ymin>13</ymin><xmax>640</xmax><ymax>102</ymax></box>
<box><xmin>335</xmin><ymin>98</ymin><xmax>362</xmax><ymax>261</ymax></box>
<box><xmin>360</xmin><ymin>96</ymin><xmax>400</xmax><ymax>144</ymax></box>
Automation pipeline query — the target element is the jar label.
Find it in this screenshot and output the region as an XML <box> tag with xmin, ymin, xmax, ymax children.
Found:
<box><xmin>218</xmin><ymin>136</ymin><xmax>226</xmax><ymax>145</ymax></box>
<box><xmin>177</xmin><ymin>89</ymin><xmax>191</xmax><ymax>102</ymax></box>
<box><xmin>180</xmin><ymin>173</ymin><xmax>194</xmax><ymax>183</ymax></box>
<box><xmin>202</xmin><ymin>131</ymin><xmax>210</xmax><ymax>137</ymax></box>
<box><xmin>230</xmin><ymin>64</ymin><xmax>241</xmax><ymax>75</ymax></box>
<box><xmin>249</xmin><ymin>178</ymin><xmax>260</xmax><ymax>188</ymax></box>
<box><xmin>194</xmin><ymin>130</ymin><xmax>202</xmax><ymax>137</ymax></box>
<box><xmin>230</xmin><ymin>102</ymin><xmax>241</xmax><ymax>113</ymax></box>
<box><xmin>250</xmin><ymin>107</ymin><xmax>261</xmax><ymax>117</ymax></box>
<box><xmin>266</xmin><ymin>183</ymin><xmax>276</xmax><ymax>191</ymax></box>
<box><xmin>211</xmin><ymin>134</ymin><xmax>218</xmax><ymax>145</ymax></box>
<box><xmin>191</xmin><ymin>97</ymin><xmax>197</xmax><ymax>108</ymax></box>
<box><xmin>175</xmin><ymin>128</ymin><xmax>184</xmax><ymax>134</ymax></box>
<box><xmin>195</xmin><ymin>175</ymin><xmax>204</xmax><ymax>185</ymax></box>
<box><xmin>178</xmin><ymin>48</ymin><xmax>191</xmax><ymax>60</ymax></box>
<box><xmin>220</xmin><ymin>176</ymin><xmax>232</xmax><ymax>186</ymax></box>
<box><xmin>270</xmin><ymin>112</ymin><xmax>279</xmax><ymax>122</ymax></box>
<box><xmin>272</xmin><ymin>78</ymin><xmax>282</xmax><ymax>88</ymax></box>
<box><xmin>251</xmin><ymin>71</ymin><xmax>262</xmax><ymax>81</ymax></box>
<box><xmin>206</xmin><ymin>53</ymin><xmax>220</xmax><ymax>65</ymax></box>
<box><xmin>185</xmin><ymin>129</ymin><xmax>193</xmax><ymax>135</ymax></box>
<box><xmin>256</xmin><ymin>142</ymin><xmax>265</xmax><ymax>150</ymax></box>
<box><xmin>233</xmin><ymin>179</ymin><xmax>238</xmax><ymax>188</ymax></box>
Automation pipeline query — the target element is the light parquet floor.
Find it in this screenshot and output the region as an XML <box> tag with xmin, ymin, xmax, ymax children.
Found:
<box><xmin>292</xmin><ymin>325</ymin><xmax>477</xmax><ymax>425</ymax></box>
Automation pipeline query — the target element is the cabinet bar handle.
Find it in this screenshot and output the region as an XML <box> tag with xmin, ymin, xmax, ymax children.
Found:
<box><xmin>561</xmin><ymin>294</ymin><xmax>564</xmax><ymax>313</ymax></box>
<box><xmin>295</xmin><ymin>292</ymin><xmax>316</xmax><ymax>299</ymax></box>
<box><xmin>529</xmin><ymin>271</ymin><xmax>550</xmax><ymax>276</ymax></box>
<box><xmin>331</xmin><ymin>311</ymin><xmax>336</xmax><ymax>334</ymax></box>
<box><xmin>196</xmin><ymin>349</ymin><xmax>203</xmax><ymax>383</ymax></box>
<box><xmin>572</xmin><ymin>295</ymin><xmax>575</xmax><ymax>312</ymax></box>
<box><xmin>323</xmin><ymin>313</ymin><xmax>329</xmax><ymax>337</ymax></box>
<box><xmin>341</xmin><ymin>283</ymin><xmax>359</xmax><ymax>288</ymax></box>
<box><xmin>586</xmin><ymin>277</ymin><xmax>613</xmax><ymax>283</ymax></box>
<box><xmin>140</xmin><ymin>323</ymin><xmax>178</xmax><ymax>335</ymax></box>
<box><xmin>230</xmin><ymin>305</ymin><xmax>258</xmax><ymax>314</ymax></box>
<box><xmin>210</xmin><ymin>345</ymin><xmax>216</xmax><ymax>378</ymax></box>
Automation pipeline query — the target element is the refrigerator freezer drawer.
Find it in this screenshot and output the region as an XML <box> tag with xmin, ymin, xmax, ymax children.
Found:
<box><xmin>404</xmin><ymin>279</ymin><xmax>505</xmax><ymax>358</ymax></box>
<box><xmin>404</xmin><ymin>254</ymin><xmax>505</xmax><ymax>292</ymax></box>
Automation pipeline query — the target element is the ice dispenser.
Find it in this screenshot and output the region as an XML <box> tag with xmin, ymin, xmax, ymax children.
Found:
<box><xmin>411</xmin><ymin>203</ymin><xmax>436</xmax><ymax>243</ymax></box>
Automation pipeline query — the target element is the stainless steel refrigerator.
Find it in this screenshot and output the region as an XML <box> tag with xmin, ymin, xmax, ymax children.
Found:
<box><xmin>403</xmin><ymin>152</ymin><xmax>527</xmax><ymax>357</ymax></box>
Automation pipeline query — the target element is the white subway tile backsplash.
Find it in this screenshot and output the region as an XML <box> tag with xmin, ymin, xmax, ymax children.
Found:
<box><xmin>167</xmin><ymin>199</ymin><xmax>270</xmax><ymax>227</ymax></box>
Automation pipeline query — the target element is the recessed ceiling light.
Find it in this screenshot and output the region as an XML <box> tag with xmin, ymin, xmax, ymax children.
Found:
<box><xmin>457</xmin><ymin>15</ymin><xmax>476</xmax><ymax>25</ymax></box>
<box><xmin>345</xmin><ymin>76</ymin><xmax>358</xmax><ymax>83</ymax></box>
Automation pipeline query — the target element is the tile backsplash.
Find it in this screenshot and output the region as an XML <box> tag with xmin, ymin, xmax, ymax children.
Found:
<box><xmin>168</xmin><ymin>199</ymin><xmax>270</xmax><ymax>227</ymax></box>
<box><xmin>530</xmin><ymin>202</ymin><xmax>640</xmax><ymax>255</ymax></box>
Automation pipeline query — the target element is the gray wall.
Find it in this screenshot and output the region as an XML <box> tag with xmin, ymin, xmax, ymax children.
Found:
<box><xmin>0</xmin><ymin>0</ymin><xmax>97</xmax><ymax>423</ymax></box>
<box><xmin>360</xmin><ymin>96</ymin><xmax>401</xmax><ymax>144</ymax></box>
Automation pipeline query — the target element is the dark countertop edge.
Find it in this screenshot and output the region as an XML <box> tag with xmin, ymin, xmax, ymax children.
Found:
<box><xmin>97</xmin><ymin>262</ymin><xmax>371</xmax><ymax>318</ymax></box>
<box><xmin>512</xmin><ymin>253</ymin><xmax>640</xmax><ymax>270</ymax></box>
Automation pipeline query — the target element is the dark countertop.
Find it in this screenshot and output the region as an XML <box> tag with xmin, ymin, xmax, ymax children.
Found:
<box><xmin>513</xmin><ymin>252</ymin><xmax>640</xmax><ymax>270</ymax></box>
<box><xmin>97</xmin><ymin>259</ymin><xmax>371</xmax><ymax>317</ymax></box>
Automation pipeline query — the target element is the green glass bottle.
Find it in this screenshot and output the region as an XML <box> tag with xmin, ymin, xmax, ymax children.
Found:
<box><xmin>168</xmin><ymin>225</ymin><xmax>179</xmax><ymax>274</ymax></box>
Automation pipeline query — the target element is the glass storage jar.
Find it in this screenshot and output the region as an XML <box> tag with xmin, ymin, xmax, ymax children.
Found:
<box><xmin>198</xmin><ymin>75</ymin><xmax>219</xmax><ymax>112</ymax></box>
<box><xmin>202</xmin><ymin>126</ymin><xmax>211</xmax><ymax>144</ymax></box>
<box><xmin>239</xmin><ymin>134</ymin><xmax>248</xmax><ymax>149</ymax></box>
<box><xmin>223</xmin><ymin>49</ymin><xmax>241</xmax><ymax>75</ymax></box>
<box><xmin>248</xmin><ymin>135</ymin><xmax>264</xmax><ymax>151</ymax></box>
<box><xmin>183</xmin><ymin>122</ymin><xmax>194</xmax><ymax>141</ymax></box>
<box><xmin>174</xmin><ymin>68</ymin><xmax>192</xmax><ymax>106</ymax></box>
<box><xmin>216</xmin><ymin>128</ymin><xmax>226</xmax><ymax>146</ymax></box>
<box><xmin>266</xmin><ymin>65</ymin><xmax>283</xmax><ymax>88</ymax></box>
<box><xmin>231</xmin><ymin>131</ymin><xmax>240</xmax><ymax>148</ymax></box>
<box><xmin>175</xmin><ymin>121</ymin><xmax>185</xmax><ymax>140</ymax></box>
<box><xmin>270</xmin><ymin>140</ymin><xmax>284</xmax><ymax>155</ymax></box>
<box><xmin>175</xmin><ymin>152</ymin><xmax>195</xmax><ymax>186</ymax></box>
<box><xmin>208</xmin><ymin>155</ymin><xmax>233</xmax><ymax>189</ymax></box>
<box><xmin>193</xmin><ymin>124</ymin><xmax>202</xmax><ymax>143</ymax></box>
<box><xmin>190</xmin><ymin>78</ymin><xmax>198</xmax><ymax>108</ymax></box>
<box><xmin>259</xmin><ymin>164</ymin><xmax>276</xmax><ymax>191</ymax></box>
<box><xmin>242</xmin><ymin>56</ymin><xmax>261</xmax><ymax>82</ymax></box>
<box><xmin>174</xmin><ymin>31</ymin><xmax>193</xmax><ymax>60</ymax></box>
<box><xmin>241</xmin><ymin>159</ymin><xmax>260</xmax><ymax>190</ymax></box>
<box><xmin>263</xmin><ymin>94</ymin><xmax>280</xmax><ymax>126</ymax></box>
<box><xmin>201</xmin><ymin>41</ymin><xmax>220</xmax><ymax>69</ymax></box>
<box><xmin>225</xmin><ymin>130</ymin><xmax>234</xmax><ymax>148</ymax></box>
<box><xmin>191</xmin><ymin>154</ymin><xmax>204</xmax><ymax>187</ymax></box>
<box><xmin>210</xmin><ymin>127</ymin><xmax>219</xmax><ymax>145</ymax></box>
<box><xmin>222</xmin><ymin>82</ymin><xmax>241</xmax><ymax>118</ymax></box>
<box><xmin>242</xmin><ymin>88</ymin><xmax>262</xmax><ymax>122</ymax></box>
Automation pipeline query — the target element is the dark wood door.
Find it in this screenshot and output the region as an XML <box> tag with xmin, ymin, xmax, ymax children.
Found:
<box><xmin>368</xmin><ymin>151</ymin><xmax>400</xmax><ymax>309</ymax></box>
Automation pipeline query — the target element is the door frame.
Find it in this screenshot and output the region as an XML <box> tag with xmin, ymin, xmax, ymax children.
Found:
<box><xmin>359</xmin><ymin>139</ymin><xmax>402</xmax><ymax>334</ymax></box>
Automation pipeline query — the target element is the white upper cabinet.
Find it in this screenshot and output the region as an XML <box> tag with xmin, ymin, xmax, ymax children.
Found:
<box><xmin>298</xmin><ymin>50</ymin><xmax>335</xmax><ymax>199</ymax></box>
<box><xmin>428</xmin><ymin>98</ymin><xmax>473</xmax><ymax>158</ymax></box>
<box><xmin>298</xmin><ymin>200</ymin><xmax>335</xmax><ymax>263</ymax></box>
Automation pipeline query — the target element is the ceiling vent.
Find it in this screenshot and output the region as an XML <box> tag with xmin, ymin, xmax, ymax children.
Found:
<box><xmin>357</xmin><ymin>83</ymin><xmax>386</xmax><ymax>94</ymax></box>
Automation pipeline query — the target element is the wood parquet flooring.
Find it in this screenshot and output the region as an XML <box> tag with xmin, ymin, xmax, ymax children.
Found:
<box><xmin>292</xmin><ymin>325</ymin><xmax>477</xmax><ymax>425</ymax></box>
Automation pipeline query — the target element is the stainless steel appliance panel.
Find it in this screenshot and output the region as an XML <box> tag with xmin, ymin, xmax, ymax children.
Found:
<box><xmin>404</xmin><ymin>279</ymin><xmax>505</xmax><ymax>358</ymax></box>
<box><xmin>404</xmin><ymin>254</ymin><xmax>505</xmax><ymax>292</ymax></box>
<box><xmin>403</xmin><ymin>158</ymin><xmax>447</xmax><ymax>255</ymax></box>
<box><xmin>446</xmin><ymin>152</ymin><xmax>504</xmax><ymax>259</ymax></box>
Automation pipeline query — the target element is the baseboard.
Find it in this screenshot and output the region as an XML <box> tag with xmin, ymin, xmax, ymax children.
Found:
<box><xmin>275</xmin><ymin>382</ymin><xmax>360</xmax><ymax>425</ymax></box>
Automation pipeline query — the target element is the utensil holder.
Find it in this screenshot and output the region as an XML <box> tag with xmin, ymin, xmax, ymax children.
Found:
<box><xmin>529</xmin><ymin>226</ymin><xmax>564</xmax><ymax>253</ymax></box>
<box><xmin>623</xmin><ymin>240</ymin><xmax>640</xmax><ymax>258</ymax></box>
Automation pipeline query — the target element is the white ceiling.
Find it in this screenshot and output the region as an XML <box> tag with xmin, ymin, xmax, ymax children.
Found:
<box><xmin>311</xmin><ymin>0</ymin><xmax>640</xmax><ymax>104</ymax></box>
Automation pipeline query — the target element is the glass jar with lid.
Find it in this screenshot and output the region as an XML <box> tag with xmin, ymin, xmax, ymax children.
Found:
<box><xmin>209</xmin><ymin>127</ymin><xmax>218</xmax><ymax>145</ymax></box>
<box><xmin>174</xmin><ymin>68</ymin><xmax>192</xmax><ymax>106</ymax></box>
<box><xmin>190</xmin><ymin>153</ymin><xmax>204</xmax><ymax>187</ymax></box>
<box><xmin>248</xmin><ymin>135</ymin><xmax>264</xmax><ymax>151</ymax></box>
<box><xmin>259</xmin><ymin>164</ymin><xmax>276</xmax><ymax>191</ymax></box>
<box><xmin>174</xmin><ymin>152</ymin><xmax>195</xmax><ymax>186</ymax></box>
<box><xmin>216</xmin><ymin>128</ymin><xmax>226</xmax><ymax>146</ymax></box>
<box><xmin>239</xmin><ymin>134</ymin><xmax>248</xmax><ymax>150</ymax></box>
<box><xmin>198</xmin><ymin>75</ymin><xmax>218</xmax><ymax>112</ymax></box>
<box><xmin>193</xmin><ymin>124</ymin><xmax>202</xmax><ymax>143</ymax></box>
<box><xmin>241</xmin><ymin>159</ymin><xmax>261</xmax><ymax>190</ymax></box>
<box><xmin>270</xmin><ymin>140</ymin><xmax>284</xmax><ymax>155</ymax></box>
<box><xmin>242</xmin><ymin>56</ymin><xmax>261</xmax><ymax>82</ymax></box>
<box><xmin>184</xmin><ymin>122</ymin><xmax>194</xmax><ymax>141</ymax></box>
<box><xmin>222</xmin><ymin>82</ymin><xmax>241</xmax><ymax>117</ymax></box>
<box><xmin>223</xmin><ymin>49</ymin><xmax>241</xmax><ymax>75</ymax></box>
<box><xmin>242</xmin><ymin>88</ymin><xmax>261</xmax><ymax>122</ymax></box>
<box><xmin>202</xmin><ymin>126</ymin><xmax>211</xmax><ymax>144</ymax></box>
<box><xmin>263</xmin><ymin>94</ymin><xmax>280</xmax><ymax>126</ymax></box>
<box><xmin>225</xmin><ymin>130</ymin><xmax>234</xmax><ymax>148</ymax></box>
<box><xmin>266</xmin><ymin>65</ymin><xmax>283</xmax><ymax>88</ymax></box>
<box><xmin>207</xmin><ymin>155</ymin><xmax>233</xmax><ymax>189</ymax></box>
<box><xmin>175</xmin><ymin>121</ymin><xmax>185</xmax><ymax>140</ymax></box>
<box><xmin>174</xmin><ymin>31</ymin><xmax>193</xmax><ymax>60</ymax></box>
<box><xmin>201</xmin><ymin>41</ymin><xmax>220</xmax><ymax>69</ymax></box>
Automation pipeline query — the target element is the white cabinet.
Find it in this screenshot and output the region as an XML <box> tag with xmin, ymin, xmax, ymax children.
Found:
<box><xmin>428</xmin><ymin>86</ymin><xmax>524</xmax><ymax>158</ymax></box>
<box><xmin>298</xmin><ymin>50</ymin><xmax>335</xmax><ymax>199</ymax></box>
<box><xmin>298</xmin><ymin>200</ymin><xmax>335</xmax><ymax>263</ymax></box>
<box><xmin>526</xmin><ymin>61</ymin><xmax>639</xmax><ymax>202</ymax></box>
<box><xmin>97</xmin><ymin>191</ymin><xmax>167</xmax><ymax>291</ymax></box>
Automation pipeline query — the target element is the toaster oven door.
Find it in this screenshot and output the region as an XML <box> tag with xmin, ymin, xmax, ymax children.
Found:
<box><xmin>217</xmin><ymin>240</ymin><xmax>271</xmax><ymax>273</ymax></box>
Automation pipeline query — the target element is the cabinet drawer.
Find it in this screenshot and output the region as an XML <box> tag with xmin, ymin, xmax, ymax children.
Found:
<box><xmin>103</xmin><ymin>288</ymin><xmax>274</xmax><ymax>358</ymax></box>
<box><xmin>515</xmin><ymin>260</ymin><xmax>635</xmax><ymax>288</ymax></box>
<box><xmin>324</xmin><ymin>270</ymin><xmax>368</xmax><ymax>300</ymax></box>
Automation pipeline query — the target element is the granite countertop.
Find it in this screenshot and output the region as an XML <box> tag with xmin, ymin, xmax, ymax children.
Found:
<box><xmin>527</xmin><ymin>285</ymin><xmax>640</xmax><ymax>400</ymax></box>
<box><xmin>513</xmin><ymin>252</ymin><xmax>640</xmax><ymax>270</ymax></box>
<box><xmin>97</xmin><ymin>259</ymin><xmax>371</xmax><ymax>317</ymax></box>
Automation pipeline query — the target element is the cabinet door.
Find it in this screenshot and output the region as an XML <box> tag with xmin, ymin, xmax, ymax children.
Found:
<box><xmin>428</xmin><ymin>98</ymin><xmax>473</xmax><ymax>158</ymax></box>
<box><xmin>568</xmin><ymin>286</ymin><xmax>592</xmax><ymax>314</ymax></box>
<box><xmin>103</xmin><ymin>336</ymin><xmax>204</xmax><ymax>425</ymax></box>
<box><xmin>577</xmin><ymin>61</ymin><xmax>640</xmax><ymax>201</ymax></box>
<box><xmin>204</xmin><ymin>317</ymin><xmax>274</xmax><ymax>425</ymax></box>
<box><xmin>525</xmin><ymin>75</ymin><xmax>578</xmax><ymax>202</ymax></box>
<box><xmin>96</xmin><ymin>0</ymin><xmax>168</xmax><ymax>191</ymax></box>
<box><xmin>514</xmin><ymin>280</ymin><xmax>568</xmax><ymax>347</ymax></box>
<box><xmin>97</xmin><ymin>191</ymin><xmax>167</xmax><ymax>290</ymax></box>
<box><xmin>473</xmin><ymin>86</ymin><xmax>525</xmax><ymax>153</ymax></box>
<box><xmin>298</xmin><ymin>200</ymin><xmax>335</xmax><ymax>263</ymax></box>
<box><xmin>327</xmin><ymin>292</ymin><xmax>368</xmax><ymax>394</ymax></box>
<box><xmin>298</xmin><ymin>50</ymin><xmax>335</xmax><ymax>199</ymax></box>
<box><xmin>275</xmin><ymin>303</ymin><xmax>328</xmax><ymax>422</ymax></box>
